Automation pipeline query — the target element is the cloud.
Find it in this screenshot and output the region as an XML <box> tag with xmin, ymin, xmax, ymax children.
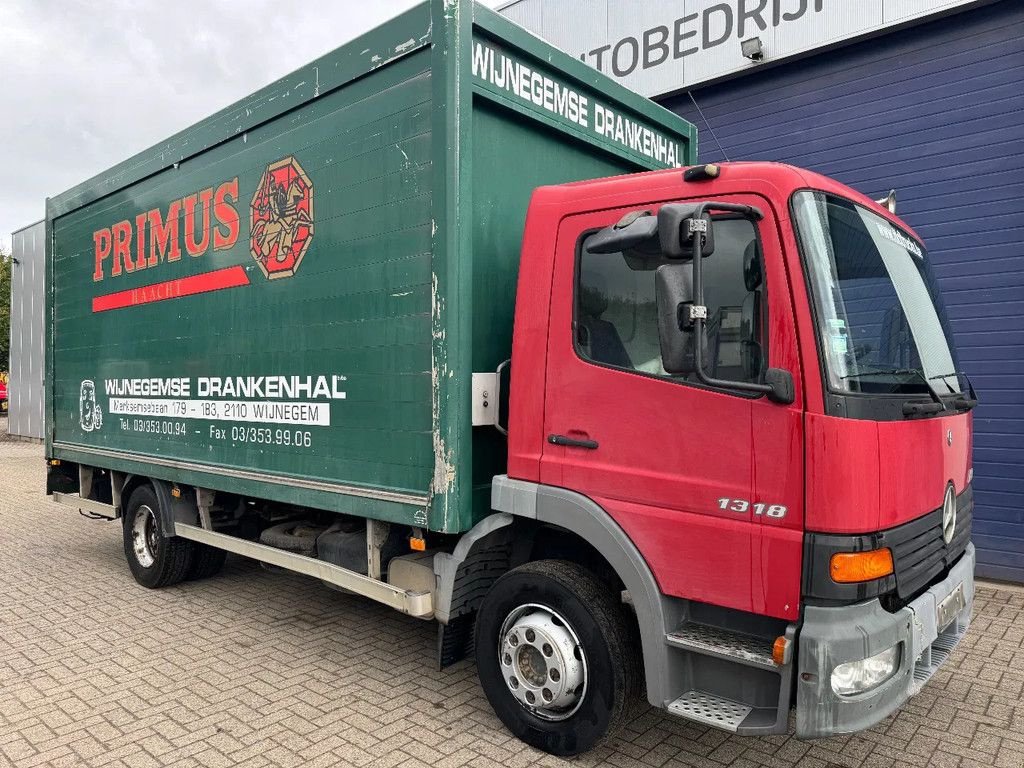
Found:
<box><xmin>0</xmin><ymin>0</ymin><xmax>500</xmax><ymax>249</ymax></box>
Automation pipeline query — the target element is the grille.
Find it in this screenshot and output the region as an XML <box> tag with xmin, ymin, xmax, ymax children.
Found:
<box><xmin>881</xmin><ymin>486</ymin><xmax>972</xmax><ymax>600</ymax></box>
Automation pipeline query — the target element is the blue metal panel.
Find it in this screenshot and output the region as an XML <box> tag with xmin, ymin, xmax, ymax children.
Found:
<box><xmin>662</xmin><ymin>1</ymin><xmax>1024</xmax><ymax>582</ymax></box>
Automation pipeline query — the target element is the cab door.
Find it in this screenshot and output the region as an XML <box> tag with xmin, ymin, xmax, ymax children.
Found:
<box><xmin>540</xmin><ymin>194</ymin><xmax>802</xmax><ymax>620</ymax></box>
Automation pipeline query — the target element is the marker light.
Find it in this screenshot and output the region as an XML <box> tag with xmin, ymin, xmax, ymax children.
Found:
<box><xmin>831</xmin><ymin>645</ymin><xmax>901</xmax><ymax>696</ymax></box>
<box><xmin>683</xmin><ymin>164</ymin><xmax>721</xmax><ymax>182</ymax></box>
<box><xmin>772</xmin><ymin>636</ymin><xmax>791</xmax><ymax>666</ymax></box>
<box><xmin>830</xmin><ymin>548</ymin><xmax>894</xmax><ymax>583</ymax></box>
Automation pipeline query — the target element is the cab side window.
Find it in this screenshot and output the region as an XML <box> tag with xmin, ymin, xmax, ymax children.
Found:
<box><xmin>575</xmin><ymin>217</ymin><xmax>765</xmax><ymax>384</ymax></box>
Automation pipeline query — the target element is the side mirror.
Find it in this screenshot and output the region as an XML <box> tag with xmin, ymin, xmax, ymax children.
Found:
<box><xmin>658</xmin><ymin>204</ymin><xmax>715</xmax><ymax>259</ymax></box>
<box><xmin>655</xmin><ymin>263</ymin><xmax>697</xmax><ymax>375</ymax></box>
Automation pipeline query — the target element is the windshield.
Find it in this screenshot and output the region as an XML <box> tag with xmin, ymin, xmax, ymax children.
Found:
<box><xmin>793</xmin><ymin>191</ymin><xmax>960</xmax><ymax>395</ymax></box>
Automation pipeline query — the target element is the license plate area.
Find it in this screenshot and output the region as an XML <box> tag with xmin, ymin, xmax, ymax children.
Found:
<box><xmin>937</xmin><ymin>583</ymin><xmax>965</xmax><ymax>631</ymax></box>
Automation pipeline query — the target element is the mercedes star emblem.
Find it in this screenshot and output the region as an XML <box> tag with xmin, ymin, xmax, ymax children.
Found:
<box><xmin>942</xmin><ymin>483</ymin><xmax>957</xmax><ymax>545</ymax></box>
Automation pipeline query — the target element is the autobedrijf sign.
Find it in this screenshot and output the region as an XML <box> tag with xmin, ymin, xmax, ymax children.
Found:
<box><xmin>498</xmin><ymin>0</ymin><xmax>987</xmax><ymax>98</ymax></box>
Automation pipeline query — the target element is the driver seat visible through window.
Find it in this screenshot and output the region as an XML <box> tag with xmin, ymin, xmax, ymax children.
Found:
<box><xmin>575</xmin><ymin>216</ymin><xmax>765</xmax><ymax>385</ymax></box>
<box><xmin>577</xmin><ymin>272</ymin><xmax>632</xmax><ymax>369</ymax></box>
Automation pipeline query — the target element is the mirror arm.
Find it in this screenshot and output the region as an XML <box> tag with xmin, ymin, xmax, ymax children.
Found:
<box><xmin>690</xmin><ymin>325</ymin><xmax>794</xmax><ymax>403</ymax></box>
<box><xmin>689</xmin><ymin>202</ymin><xmax>791</xmax><ymax>404</ymax></box>
<box><xmin>690</xmin><ymin>201</ymin><xmax>764</xmax><ymax>222</ymax></box>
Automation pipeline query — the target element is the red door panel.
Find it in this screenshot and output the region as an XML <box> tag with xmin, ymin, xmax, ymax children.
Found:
<box><xmin>541</xmin><ymin>195</ymin><xmax>803</xmax><ymax>621</ymax></box>
<box><xmin>543</xmin><ymin>196</ymin><xmax>775</xmax><ymax>618</ymax></box>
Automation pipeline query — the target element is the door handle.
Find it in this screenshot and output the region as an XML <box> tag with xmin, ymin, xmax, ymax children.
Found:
<box><xmin>548</xmin><ymin>434</ymin><xmax>599</xmax><ymax>450</ymax></box>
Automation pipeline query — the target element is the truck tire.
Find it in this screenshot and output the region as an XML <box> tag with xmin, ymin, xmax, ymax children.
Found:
<box><xmin>258</xmin><ymin>521</ymin><xmax>324</xmax><ymax>557</ymax></box>
<box><xmin>186</xmin><ymin>544</ymin><xmax>227</xmax><ymax>580</ymax></box>
<box><xmin>474</xmin><ymin>560</ymin><xmax>642</xmax><ymax>756</ymax></box>
<box><xmin>122</xmin><ymin>485</ymin><xmax>194</xmax><ymax>589</ymax></box>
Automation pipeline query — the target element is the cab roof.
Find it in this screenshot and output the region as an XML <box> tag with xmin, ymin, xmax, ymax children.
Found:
<box><xmin>537</xmin><ymin>161</ymin><xmax>923</xmax><ymax>243</ymax></box>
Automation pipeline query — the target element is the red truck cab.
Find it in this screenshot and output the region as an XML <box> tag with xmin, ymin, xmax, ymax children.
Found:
<box><xmin>489</xmin><ymin>162</ymin><xmax>974</xmax><ymax>743</ymax></box>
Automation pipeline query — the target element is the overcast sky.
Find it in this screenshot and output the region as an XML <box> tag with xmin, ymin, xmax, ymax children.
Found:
<box><xmin>0</xmin><ymin>0</ymin><xmax>501</xmax><ymax>251</ymax></box>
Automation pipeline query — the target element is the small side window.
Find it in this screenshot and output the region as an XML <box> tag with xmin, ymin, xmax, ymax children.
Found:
<box><xmin>575</xmin><ymin>217</ymin><xmax>765</xmax><ymax>385</ymax></box>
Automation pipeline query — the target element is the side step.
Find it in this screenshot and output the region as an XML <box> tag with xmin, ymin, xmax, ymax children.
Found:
<box><xmin>663</xmin><ymin>621</ymin><xmax>793</xmax><ymax>735</ymax></box>
<box><xmin>174</xmin><ymin>523</ymin><xmax>434</xmax><ymax>619</ymax></box>
<box><xmin>668</xmin><ymin>691</ymin><xmax>751</xmax><ymax>731</ymax></box>
<box><xmin>666</xmin><ymin>623</ymin><xmax>778</xmax><ymax>670</ymax></box>
<box><xmin>667</xmin><ymin>690</ymin><xmax>785</xmax><ymax>733</ymax></box>
<box><xmin>913</xmin><ymin>620</ymin><xmax>968</xmax><ymax>684</ymax></box>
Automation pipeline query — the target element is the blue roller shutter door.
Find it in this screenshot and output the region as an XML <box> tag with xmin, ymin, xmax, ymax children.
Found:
<box><xmin>663</xmin><ymin>1</ymin><xmax>1024</xmax><ymax>581</ymax></box>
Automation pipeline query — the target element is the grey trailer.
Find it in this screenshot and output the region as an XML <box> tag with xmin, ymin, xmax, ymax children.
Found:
<box><xmin>8</xmin><ymin>220</ymin><xmax>45</xmax><ymax>440</ymax></box>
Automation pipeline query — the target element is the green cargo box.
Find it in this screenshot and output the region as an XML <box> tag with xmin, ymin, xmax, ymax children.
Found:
<box><xmin>46</xmin><ymin>0</ymin><xmax>695</xmax><ymax>534</ymax></box>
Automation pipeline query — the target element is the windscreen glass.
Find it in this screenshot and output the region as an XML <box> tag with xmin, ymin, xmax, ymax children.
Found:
<box><xmin>793</xmin><ymin>191</ymin><xmax>960</xmax><ymax>395</ymax></box>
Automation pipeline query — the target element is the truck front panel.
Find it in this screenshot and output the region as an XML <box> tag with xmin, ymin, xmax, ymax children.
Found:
<box><xmin>508</xmin><ymin>161</ymin><xmax>975</xmax><ymax>738</ymax></box>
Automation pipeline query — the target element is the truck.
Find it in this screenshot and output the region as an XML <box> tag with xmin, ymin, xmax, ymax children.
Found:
<box><xmin>43</xmin><ymin>0</ymin><xmax>976</xmax><ymax>756</ymax></box>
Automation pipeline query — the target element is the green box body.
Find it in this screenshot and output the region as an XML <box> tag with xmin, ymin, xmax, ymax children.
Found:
<box><xmin>45</xmin><ymin>1</ymin><xmax>695</xmax><ymax>534</ymax></box>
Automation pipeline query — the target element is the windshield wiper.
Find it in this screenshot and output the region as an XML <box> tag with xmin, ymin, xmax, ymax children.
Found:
<box><xmin>928</xmin><ymin>371</ymin><xmax>959</xmax><ymax>394</ymax></box>
<box><xmin>902</xmin><ymin>372</ymin><xmax>947</xmax><ymax>417</ymax></box>
<box><xmin>839</xmin><ymin>365</ymin><xmax>921</xmax><ymax>380</ymax></box>
<box><xmin>930</xmin><ymin>371</ymin><xmax>979</xmax><ymax>411</ymax></box>
<box><xmin>840</xmin><ymin>366</ymin><xmax>946</xmax><ymax>416</ymax></box>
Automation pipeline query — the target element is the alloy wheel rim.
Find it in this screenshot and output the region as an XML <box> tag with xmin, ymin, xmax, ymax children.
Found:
<box><xmin>131</xmin><ymin>504</ymin><xmax>158</xmax><ymax>568</ymax></box>
<box><xmin>497</xmin><ymin>603</ymin><xmax>588</xmax><ymax>721</ymax></box>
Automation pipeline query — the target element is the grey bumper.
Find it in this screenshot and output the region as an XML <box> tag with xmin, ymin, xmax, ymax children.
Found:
<box><xmin>795</xmin><ymin>543</ymin><xmax>975</xmax><ymax>738</ymax></box>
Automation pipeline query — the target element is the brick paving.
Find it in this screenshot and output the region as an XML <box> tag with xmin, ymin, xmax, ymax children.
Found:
<box><xmin>1</xmin><ymin>440</ymin><xmax>1022</xmax><ymax>768</ymax></box>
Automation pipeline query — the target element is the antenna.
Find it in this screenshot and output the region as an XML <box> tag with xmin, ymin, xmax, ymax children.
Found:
<box><xmin>688</xmin><ymin>91</ymin><xmax>731</xmax><ymax>163</ymax></box>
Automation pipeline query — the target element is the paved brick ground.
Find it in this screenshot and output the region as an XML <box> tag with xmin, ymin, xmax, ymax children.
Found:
<box><xmin>1</xmin><ymin>439</ymin><xmax>1022</xmax><ymax>768</ymax></box>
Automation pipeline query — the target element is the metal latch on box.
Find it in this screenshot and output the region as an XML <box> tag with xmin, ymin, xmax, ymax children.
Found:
<box><xmin>473</xmin><ymin>360</ymin><xmax>509</xmax><ymax>433</ymax></box>
<box><xmin>472</xmin><ymin>373</ymin><xmax>498</xmax><ymax>427</ymax></box>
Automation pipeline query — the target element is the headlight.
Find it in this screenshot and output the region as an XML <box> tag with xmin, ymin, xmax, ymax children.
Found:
<box><xmin>830</xmin><ymin>645</ymin><xmax>901</xmax><ymax>696</ymax></box>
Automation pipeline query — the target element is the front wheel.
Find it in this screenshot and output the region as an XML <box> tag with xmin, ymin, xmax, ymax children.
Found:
<box><xmin>122</xmin><ymin>485</ymin><xmax>193</xmax><ymax>588</ymax></box>
<box><xmin>474</xmin><ymin>560</ymin><xmax>642</xmax><ymax>756</ymax></box>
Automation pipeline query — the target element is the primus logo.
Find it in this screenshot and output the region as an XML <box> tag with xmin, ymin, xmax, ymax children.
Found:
<box><xmin>89</xmin><ymin>156</ymin><xmax>315</xmax><ymax>313</ymax></box>
<box><xmin>92</xmin><ymin>179</ymin><xmax>239</xmax><ymax>282</ymax></box>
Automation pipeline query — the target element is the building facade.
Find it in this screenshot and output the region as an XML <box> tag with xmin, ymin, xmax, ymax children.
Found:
<box><xmin>499</xmin><ymin>0</ymin><xmax>1024</xmax><ymax>582</ymax></box>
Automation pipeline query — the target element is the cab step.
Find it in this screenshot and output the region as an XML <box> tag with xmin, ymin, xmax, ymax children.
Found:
<box><xmin>668</xmin><ymin>691</ymin><xmax>751</xmax><ymax>731</ymax></box>
<box><xmin>667</xmin><ymin>690</ymin><xmax>784</xmax><ymax>733</ymax></box>
<box><xmin>666</xmin><ymin>622</ymin><xmax>778</xmax><ymax>670</ymax></box>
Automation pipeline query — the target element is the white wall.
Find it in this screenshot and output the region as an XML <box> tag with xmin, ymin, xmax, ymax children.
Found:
<box><xmin>498</xmin><ymin>0</ymin><xmax>988</xmax><ymax>98</ymax></box>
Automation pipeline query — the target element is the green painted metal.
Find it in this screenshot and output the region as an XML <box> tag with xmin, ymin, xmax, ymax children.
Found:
<box><xmin>45</xmin><ymin>0</ymin><xmax>695</xmax><ymax>534</ymax></box>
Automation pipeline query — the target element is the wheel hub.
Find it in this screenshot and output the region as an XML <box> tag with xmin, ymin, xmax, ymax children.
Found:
<box><xmin>499</xmin><ymin>604</ymin><xmax>587</xmax><ymax>720</ymax></box>
<box><xmin>131</xmin><ymin>504</ymin><xmax>158</xmax><ymax>568</ymax></box>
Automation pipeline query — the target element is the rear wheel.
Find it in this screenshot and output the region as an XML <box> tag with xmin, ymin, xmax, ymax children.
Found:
<box><xmin>122</xmin><ymin>485</ymin><xmax>193</xmax><ymax>588</ymax></box>
<box><xmin>474</xmin><ymin>560</ymin><xmax>642</xmax><ymax>756</ymax></box>
<box><xmin>186</xmin><ymin>544</ymin><xmax>227</xmax><ymax>580</ymax></box>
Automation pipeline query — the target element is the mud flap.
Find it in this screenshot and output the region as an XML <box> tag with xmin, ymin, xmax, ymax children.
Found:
<box><xmin>438</xmin><ymin>613</ymin><xmax>476</xmax><ymax>669</ymax></box>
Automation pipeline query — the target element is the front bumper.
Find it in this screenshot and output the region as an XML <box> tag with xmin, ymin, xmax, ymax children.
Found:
<box><xmin>795</xmin><ymin>542</ymin><xmax>975</xmax><ymax>738</ymax></box>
